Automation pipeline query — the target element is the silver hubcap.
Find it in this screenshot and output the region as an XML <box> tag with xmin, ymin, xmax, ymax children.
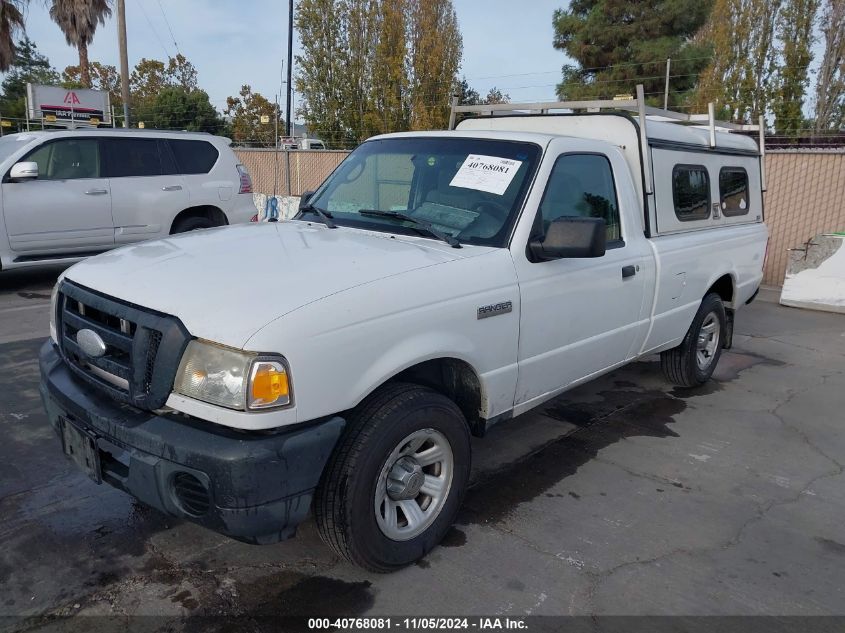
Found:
<box><xmin>696</xmin><ymin>312</ymin><xmax>721</xmax><ymax>370</ymax></box>
<box><xmin>375</xmin><ymin>428</ymin><xmax>453</xmax><ymax>541</ymax></box>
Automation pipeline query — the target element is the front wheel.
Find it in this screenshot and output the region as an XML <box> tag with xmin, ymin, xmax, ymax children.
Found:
<box><xmin>661</xmin><ymin>293</ymin><xmax>726</xmax><ymax>387</ymax></box>
<box><xmin>314</xmin><ymin>383</ymin><xmax>471</xmax><ymax>572</ymax></box>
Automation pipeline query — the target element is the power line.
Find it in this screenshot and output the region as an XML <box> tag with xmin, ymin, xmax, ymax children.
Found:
<box><xmin>155</xmin><ymin>0</ymin><xmax>181</xmax><ymax>56</ymax></box>
<box><xmin>133</xmin><ymin>0</ymin><xmax>172</xmax><ymax>59</ymax></box>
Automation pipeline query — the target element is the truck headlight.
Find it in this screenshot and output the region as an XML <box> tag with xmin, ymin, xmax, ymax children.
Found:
<box><xmin>173</xmin><ymin>340</ymin><xmax>291</xmax><ymax>410</ymax></box>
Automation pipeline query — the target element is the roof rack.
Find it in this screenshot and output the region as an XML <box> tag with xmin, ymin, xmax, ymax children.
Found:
<box><xmin>448</xmin><ymin>84</ymin><xmax>767</xmax><ymax>193</ymax></box>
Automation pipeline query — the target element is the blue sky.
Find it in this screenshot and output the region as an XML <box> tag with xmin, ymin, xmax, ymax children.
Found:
<box><xmin>17</xmin><ymin>0</ymin><xmax>569</xmax><ymax>120</ymax></box>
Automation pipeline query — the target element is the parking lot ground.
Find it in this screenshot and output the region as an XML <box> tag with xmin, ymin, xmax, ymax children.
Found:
<box><xmin>2</xmin><ymin>272</ymin><xmax>845</xmax><ymax>630</ymax></box>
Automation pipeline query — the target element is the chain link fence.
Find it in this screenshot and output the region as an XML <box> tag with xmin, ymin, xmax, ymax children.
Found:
<box><xmin>233</xmin><ymin>148</ymin><xmax>350</xmax><ymax>197</ymax></box>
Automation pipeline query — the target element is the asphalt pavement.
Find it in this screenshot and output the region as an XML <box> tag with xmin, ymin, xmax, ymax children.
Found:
<box><xmin>2</xmin><ymin>268</ymin><xmax>844</xmax><ymax>631</ymax></box>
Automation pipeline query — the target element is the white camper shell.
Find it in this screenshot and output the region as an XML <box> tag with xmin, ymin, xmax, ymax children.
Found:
<box><xmin>451</xmin><ymin>85</ymin><xmax>765</xmax><ymax>239</ymax></box>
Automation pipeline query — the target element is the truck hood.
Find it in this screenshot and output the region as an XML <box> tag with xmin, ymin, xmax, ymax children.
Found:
<box><xmin>64</xmin><ymin>222</ymin><xmax>485</xmax><ymax>348</ymax></box>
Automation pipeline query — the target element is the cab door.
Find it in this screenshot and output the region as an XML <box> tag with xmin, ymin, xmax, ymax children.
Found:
<box><xmin>2</xmin><ymin>137</ymin><xmax>113</xmax><ymax>255</ymax></box>
<box><xmin>510</xmin><ymin>141</ymin><xmax>650</xmax><ymax>410</ymax></box>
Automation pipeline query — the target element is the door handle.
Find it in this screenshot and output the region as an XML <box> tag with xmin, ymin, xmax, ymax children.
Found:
<box><xmin>622</xmin><ymin>265</ymin><xmax>637</xmax><ymax>279</ymax></box>
<box><xmin>84</xmin><ymin>189</ymin><xmax>108</xmax><ymax>195</ymax></box>
<box><xmin>162</xmin><ymin>185</ymin><xmax>183</xmax><ymax>191</ymax></box>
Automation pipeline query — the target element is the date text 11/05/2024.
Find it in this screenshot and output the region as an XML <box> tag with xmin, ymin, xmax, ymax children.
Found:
<box><xmin>307</xmin><ymin>617</ymin><xmax>528</xmax><ymax>630</ymax></box>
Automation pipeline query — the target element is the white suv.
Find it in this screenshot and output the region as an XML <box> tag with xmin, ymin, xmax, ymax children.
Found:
<box><xmin>0</xmin><ymin>129</ymin><xmax>256</xmax><ymax>272</ymax></box>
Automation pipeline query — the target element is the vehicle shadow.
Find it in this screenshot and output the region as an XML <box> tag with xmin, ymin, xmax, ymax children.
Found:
<box><xmin>0</xmin><ymin>264</ymin><xmax>70</xmax><ymax>295</ymax></box>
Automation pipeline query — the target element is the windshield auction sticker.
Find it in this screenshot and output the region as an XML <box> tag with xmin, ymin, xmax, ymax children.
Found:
<box><xmin>449</xmin><ymin>154</ymin><xmax>522</xmax><ymax>196</ymax></box>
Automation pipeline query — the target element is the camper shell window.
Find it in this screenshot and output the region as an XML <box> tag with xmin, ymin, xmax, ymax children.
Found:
<box><xmin>719</xmin><ymin>167</ymin><xmax>749</xmax><ymax>217</ymax></box>
<box><xmin>672</xmin><ymin>164</ymin><xmax>711</xmax><ymax>222</ymax></box>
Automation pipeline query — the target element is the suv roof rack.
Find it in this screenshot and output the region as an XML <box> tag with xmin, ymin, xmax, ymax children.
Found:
<box><xmin>448</xmin><ymin>84</ymin><xmax>767</xmax><ymax>195</ymax></box>
<box><xmin>58</xmin><ymin>128</ymin><xmax>214</xmax><ymax>136</ymax></box>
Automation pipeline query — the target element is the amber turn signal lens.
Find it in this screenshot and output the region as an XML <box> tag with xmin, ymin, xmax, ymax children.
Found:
<box><xmin>249</xmin><ymin>361</ymin><xmax>290</xmax><ymax>409</ymax></box>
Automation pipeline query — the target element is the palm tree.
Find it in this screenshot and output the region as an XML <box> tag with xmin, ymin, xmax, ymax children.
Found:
<box><xmin>0</xmin><ymin>0</ymin><xmax>26</xmax><ymax>71</ymax></box>
<box><xmin>49</xmin><ymin>0</ymin><xmax>111</xmax><ymax>88</ymax></box>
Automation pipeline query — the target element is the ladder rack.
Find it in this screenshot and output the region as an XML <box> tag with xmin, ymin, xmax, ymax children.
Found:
<box><xmin>448</xmin><ymin>84</ymin><xmax>767</xmax><ymax>193</ymax></box>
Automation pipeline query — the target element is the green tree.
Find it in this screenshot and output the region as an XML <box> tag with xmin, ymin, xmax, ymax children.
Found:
<box><xmin>693</xmin><ymin>0</ymin><xmax>782</xmax><ymax>123</ymax></box>
<box><xmin>295</xmin><ymin>0</ymin><xmax>462</xmax><ymax>145</ymax></box>
<box><xmin>49</xmin><ymin>0</ymin><xmax>111</xmax><ymax>88</ymax></box>
<box><xmin>130</xmin><ymin>54</ymin><xmax>200</xmax><ymax>113</ymax></box>
<box><xmin>553</xmin><ymin>0</ymin><xmax>713</xmax><ymax>105</ymax></box>
<box><xmin>771</xmin><ymin>0</ymin><xmax>819</xmax><ymax>136</ymax></box>
<box><xmin>408</xmin><ymin>0</ymin><xmax>462</xmax><ymax>130</ymax></box>
<box><xmin>0</xmin><ymin>0</ymin><xmax>26</xmax><ymax>72</ymax></box>
<box><xmin>455</xmin><ymin>77</ymin><xmax>481</xmax><ymax>105</ymax></box>
<box><xmin>814</xmin><ymin>0</ymin><xmax>845</xmax><ymax>132</ymax></box>
<box><xmin>368</xmin><ymin>0</ymin><xmax>408</xmax><ymax>135</ymax></box>
<box><xmin>483</xmin><ymin>87</ymin><xmax>509</xmax><ymax>105</ymax></box>
<box><xmin>0</xmin><ymin>37</ymin><xmax>59</xmax><ymax>119</ymax></box>
<box><xmin>294</xmin><ymin>0</ymin><xmax>347</xmax><ymax>147</ymax></box>
<box><xmin>137</xmin><ymin>87</ymin><xmax>223</xmax><ymax>133</ymax></box>
<box><xmin>62</xmin><ymin>60</ymin><xmax>120</xmax><ymax>105</ymax></box>
<box><xmin>224</xmin><ymin>84</ymin><xmax>283</xmax><ymax>147</ymax></box>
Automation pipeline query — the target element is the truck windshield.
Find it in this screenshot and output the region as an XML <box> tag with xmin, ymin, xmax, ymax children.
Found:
<box><xmin>304</xmin><ymin>137</ymin><xmax>542</xmax><ymax>247</ymax></box>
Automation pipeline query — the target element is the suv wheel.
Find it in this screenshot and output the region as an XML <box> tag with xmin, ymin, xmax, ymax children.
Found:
<box><xmin>661</xmin><ymin>292</ymin><xmax>726</xmax><ymax>387</ymax></box>
<box><xmin>315</xmin><ymin>383</ymin><xmax>471</xmax><ymax>572</ymax></box>
<box><xmin>171</xmin><ymin>216</ymin><xmax>215</xmax><ymax>234</ymax></box>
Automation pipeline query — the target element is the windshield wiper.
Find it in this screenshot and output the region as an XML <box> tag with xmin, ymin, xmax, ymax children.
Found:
<box><xmin>357</xmin><ymin>210</ymin><xmax>461</xmax><ymax>248</ymax></box>
<box><xmin>299</xmin><ymin>203</ymin><xmax>337</xmax><ymax>229</ymax></box>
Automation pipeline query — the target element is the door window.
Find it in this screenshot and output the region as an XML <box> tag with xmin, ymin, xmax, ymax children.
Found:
<box><xmin>672</xmin><ymin>165</ymin><xmax>710</xmax><ymax>221</ymax></box>
<box><xmin>719</xmin><ymin>167</ymin><xmax>749</xmax><ymax>216</ymax></box>
<box><xmin>103</xmin><ymin>138</ymin><xmax>167</xmax><ymax>177</ymax></box>
<box><xmin>24</xmin><ymin>139</ymin><xmax>101</xmax><ymax>180</ymax></box>
<box><xmin>537</xmin><ymin>153</ymin><xmax>621</xmax><ymax>243</ymax></box>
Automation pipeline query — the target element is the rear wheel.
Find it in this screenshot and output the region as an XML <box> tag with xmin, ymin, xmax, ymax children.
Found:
<box><xmin>315</xmin><ymin>383</ymin><xmax>471</xmax><ymax>572</ymax></box>
<box><xmin>171</xmin><ymin>216</ymin><xmax>215</xmax><ymax>234</ymax></box>
<box><xmin>661</xmin><ymin>293</ymin><xmax>726</xmax><ymax>387</ymax></box>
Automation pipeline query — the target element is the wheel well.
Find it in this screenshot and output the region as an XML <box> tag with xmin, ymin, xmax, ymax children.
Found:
<box><xmin>170</xmin><ymin>205</ymin><xmax>228</xmax><ymax>234</ymax></box>
<box><xmin>390</xmin><ymin>358</ymin><xmax>485</xmax><ymax>436</ymax></box>
<box><xmin>706</xmin><ymin>274</ymin><xmax>734</xmax><ymax>307</ymax></box>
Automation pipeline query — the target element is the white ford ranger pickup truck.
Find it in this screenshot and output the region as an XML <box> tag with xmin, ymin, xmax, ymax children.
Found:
<box><xmin>39</xmin><ymin>92</ymin><xmax>768</xmax><ymax>571</ymax></box>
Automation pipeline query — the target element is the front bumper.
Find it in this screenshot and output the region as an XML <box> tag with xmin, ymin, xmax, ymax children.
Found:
<box><xmin>39</xmin><ymin>340</ymin><xmax>345</xmax><ymax>544</ymax></box>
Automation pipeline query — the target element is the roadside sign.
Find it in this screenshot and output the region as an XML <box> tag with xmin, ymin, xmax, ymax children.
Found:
<box><xmin>0</xmin><ymin>120</ymin><xmax>11</xmax><ymax>128</ymax></box>
<box><xmin>613</xmin><ymin>94</ymin><xmax>634</xmax><ymax>101</ymax></box>
<box><xmin>138</xmin><ymin>122</ymin><xmax>145</xmax><ymax>129</ymax></box>
<box><xmin>26</xmin><ymin>83</ymin><xmax>110</xmax><ymax>127</ymax></box>
<box><xmin>260</xmin><ymin>115</ymin><xmax>270</xmax><ymax>124</ymax></box>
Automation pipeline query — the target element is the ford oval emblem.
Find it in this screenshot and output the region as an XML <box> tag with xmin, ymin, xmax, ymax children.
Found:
<box><xmin>76</xmin><ymin>329</ymin><xmax>107</xmax><ymax>358</ymax></box>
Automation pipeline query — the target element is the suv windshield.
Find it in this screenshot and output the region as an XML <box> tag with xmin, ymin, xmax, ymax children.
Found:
<box><xmin>304</xmin><ymin>137</ymin><xmax>542</xmax><ymax>247</ymax></box>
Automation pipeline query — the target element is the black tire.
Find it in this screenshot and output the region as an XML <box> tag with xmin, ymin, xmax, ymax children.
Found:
<box><xmin>314</xmin><ymin>383</ymin><xmax>471</xmax><ymax>572</ymax></box>
<box><xmin>171</xmin><ymin>216</ymin><xmax>215</xmax><ymax>234</ymax></box>
<box><xmin>661</xmin><ymin>292</ymin><xmax>727</xmax><ymax>387</ymax></box>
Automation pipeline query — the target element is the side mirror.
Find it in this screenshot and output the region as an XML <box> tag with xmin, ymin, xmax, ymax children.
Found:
<box><xmin>10</xmin><ymin>161</ymin><xmax>38</xmax><ymax>181</ymax></box>
<box><xmin>529</xmin><ymin>217</ymin><xmax>606</xmax><ymax>261</ymax></box>
<box><xmin>298</xmin><ymin>190</ymin><xmax>315</xmax><ymax>210</ymax></box>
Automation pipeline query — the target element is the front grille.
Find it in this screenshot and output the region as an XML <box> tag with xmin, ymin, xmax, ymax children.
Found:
<box><xmin>58</xmin><ymin>281</ymin><xmax>191</xmax><ymax>410</ymax></box>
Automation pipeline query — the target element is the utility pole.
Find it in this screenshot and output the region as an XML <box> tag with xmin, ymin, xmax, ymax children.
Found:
<box><xmin>117</xmin><ymin>0</ymin><xmax>131</xmax><ymax>127</ymax></box>
<box><xmin>285</xmin><ymin>0</ymin><xmax>294</xmax><ymax>137</ymax></box>
<box><xmin>663</xmin><ymin>58</ymin><xmax>671</xmax><ymax>110</ymax></box>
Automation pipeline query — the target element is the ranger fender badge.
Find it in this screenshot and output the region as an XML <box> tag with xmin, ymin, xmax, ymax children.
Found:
<box><xmin>477</xmin><ymin>300</ymin><xmax>513</xmax><ymax>320</ymax></box>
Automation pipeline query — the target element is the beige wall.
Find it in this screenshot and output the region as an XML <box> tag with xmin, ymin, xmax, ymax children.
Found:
<box><xmin>763</xmin><ymin>151</ymin><xmax>845</xmax><ymax>286</ymax></box>
<box><xmin>236</xmin><ymin>148</ymin><xmax>845</xmax><ymax>287</ymax></box>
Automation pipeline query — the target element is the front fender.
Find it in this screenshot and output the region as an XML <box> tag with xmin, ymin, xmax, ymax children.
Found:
<box><xmin>245</xmin><ymin>249</ymin><xmax>521</xmax><ymax>425</ymax></box>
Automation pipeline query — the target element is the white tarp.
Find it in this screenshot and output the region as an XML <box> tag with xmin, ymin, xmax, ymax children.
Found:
<box><xmin>26</xmin><ymin>84</ymin><xmax>110</xmax><ymax>127</ymax></box>
<box><xmin>780</xmin><ymin>234</ymin><xmax>845</xmax><ymax>314</ymax></box>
